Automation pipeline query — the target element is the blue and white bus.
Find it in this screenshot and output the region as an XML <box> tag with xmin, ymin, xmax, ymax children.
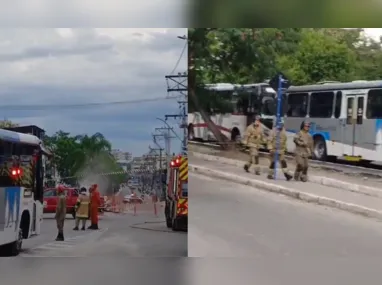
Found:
<box><xmin>283</xmin><ymin>80</ymin><xmax>382</xmax><ymax>162</ymax></box>
<box><xmin>0</xmin><ymin>128</ymin><xmax>49</xmax><ymax>255</ymax></box>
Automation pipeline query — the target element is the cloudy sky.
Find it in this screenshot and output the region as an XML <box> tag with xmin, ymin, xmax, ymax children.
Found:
<box><xmin>0</xmin><ymin>28</ymin><xmax>188</xmax><ymax>156</ymax></box>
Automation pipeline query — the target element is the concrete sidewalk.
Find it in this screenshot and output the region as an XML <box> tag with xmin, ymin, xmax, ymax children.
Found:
<box><xmin>190</xmin><ymin>152</ymin><xmax>382</xmax><ymax>198</ymax></box>
<box><xmin>189</xmin><ymin>156</ymin><xmax>382</xmax><ymax>220</ymax></box>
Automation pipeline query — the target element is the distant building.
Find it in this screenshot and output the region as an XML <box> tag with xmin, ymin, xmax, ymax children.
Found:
<box><xmin>111</xmin><ymin>149</ymin><xmax>132</xmax><ymax>162</ymax></box>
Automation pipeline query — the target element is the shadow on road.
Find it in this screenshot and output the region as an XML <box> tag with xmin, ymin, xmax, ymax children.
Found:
<box><xmin>130</xmin><ymin>221</ymin><xmax>187</xmax><ymax>234</ymax></box>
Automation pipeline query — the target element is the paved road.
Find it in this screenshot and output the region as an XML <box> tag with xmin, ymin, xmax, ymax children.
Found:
<box><xmin>0</xmin><ymin>210</ymin><xmax>186</xmax><ymax>258</ymax></box>
<box><xmin>189</xmin><ymin>172</ymin><xmax>382</xmax><ymax>284</ymax></box>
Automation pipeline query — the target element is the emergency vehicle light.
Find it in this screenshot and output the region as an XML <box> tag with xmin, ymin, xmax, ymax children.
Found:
<box><xmin>170</xmin><ymin>158</ymin><xmax>181</xmax><ymax>167</ymax></box>
<box><xmin>11</xmin><ymin>168</ymin><xmax>22</xmax><ymax>177</ymax></box>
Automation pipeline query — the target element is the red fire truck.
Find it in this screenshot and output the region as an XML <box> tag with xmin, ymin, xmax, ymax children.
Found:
<box><xmin>164</xmin><ymin>155</ymin><xmax>188</xmax><ymax>231</ymax></box>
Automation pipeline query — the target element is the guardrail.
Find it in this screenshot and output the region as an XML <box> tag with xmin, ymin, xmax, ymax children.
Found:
<box><xmin>189</xmin><ymin>140</ymin><xmax>382</xmax><ymax>179</ymax></box>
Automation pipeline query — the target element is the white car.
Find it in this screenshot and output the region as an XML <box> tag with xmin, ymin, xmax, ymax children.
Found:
<box><xmin>123</xmin><ymin>194</ymin><xmax>143</xmax><ymax>204</ymax></box>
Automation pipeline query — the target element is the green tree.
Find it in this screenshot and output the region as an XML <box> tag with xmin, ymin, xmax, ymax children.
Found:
<box><xmin>276</xmin><ymin>30</ymin><xmax>357</xmax><ymax>84</ymax></box>
<box><xmin>0</xmin><ymin>120</ymin><xmax>20</xmax><ymax>128</ymax></box>
<box><xmin>44</xmin><ymin>131</ymin><xmax>125</xmax><ymax>186</ymax></box>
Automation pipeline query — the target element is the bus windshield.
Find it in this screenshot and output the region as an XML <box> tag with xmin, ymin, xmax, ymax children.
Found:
<box><xmin>193</xmin><ymin>83</ymin><xmax>276</xmax><ymax>117</ymax></box>
<box><xmin>0</xmin><ymin>140</ymin><xmax>38</xmax><ymax>188</ymax></box>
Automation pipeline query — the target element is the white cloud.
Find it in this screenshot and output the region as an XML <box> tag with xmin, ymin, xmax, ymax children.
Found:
<box><xmin>0</xmin><ymin>28</ymin><xmax>188</xmax><ymax>156</ymax></box>
<box><xmin>0</xmin><ymin>0</ymin><xmax>186</xmax><ymax>27</ymax></box>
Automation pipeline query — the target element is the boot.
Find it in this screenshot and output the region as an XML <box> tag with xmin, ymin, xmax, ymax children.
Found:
<box><xmin>301</xmin><ymin>169</ymin><xmax>308</xmax><ymax>182</ymax></box>
<box><xmin>244</xmin><ymin>165</ymin><xmax>249</xmax><ymax>173</ymax></box>
<box><xmin>55</xmin><ymin>232</ymin><xmax>64</xmax><ymax>241</ymax></box>
<box><xmin>284</xmin><ymin>172</ymin><xmax>293</xmax><ymax>181</ymax></box>
<box><xmin>88</xmin><ymin>224</ymin><xmax>95</xmax><ymax>229</ymax></box>
<box><xmin>73</xmin><ymin>226</ymin><xmax>79</xmax><ymax>231</ymax></box>
<box><xmin>92</xmin><ymin>224</ymin><xmax>99</xmax><ymax>230</ymax></box>
<box><xmin>267</xmin><ymin>169</ymin><xmax>274</xmax><ymax>179</ymax></box>
<box><xmin>81</xmin><ymin>226</ymin><xmax>86</xmax><ymax>231</ymax></box>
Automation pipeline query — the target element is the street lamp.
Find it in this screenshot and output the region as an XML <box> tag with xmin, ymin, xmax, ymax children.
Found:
<box><xmin>156</xmin><ymin>117</ymin><xmax>182</xmax><ymax>142</ymax></box>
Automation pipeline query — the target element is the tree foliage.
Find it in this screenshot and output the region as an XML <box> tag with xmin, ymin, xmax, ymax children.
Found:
<box><xmin>43</xmin><ymin>131</ymin><xmax>125</xmax><ymax>186</ymax></box>
<box><xmin>190</xmin><ymin>28</ymin><xmax>382</xmax><ymax>88</ymax></box>
<box><xmin>189</xmin><ymin>28</ymin><xmax>382</xmax><ymax>116</ymax></box>
<box><xmin>0</xmin><ymin>120</ymin><xmax>19</xmax><ymax>128</ymax></box>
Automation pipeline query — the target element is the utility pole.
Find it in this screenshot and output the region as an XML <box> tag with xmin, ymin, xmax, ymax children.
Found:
<box><xmin>165</xmin><ymin>68</ymin><xmax>188</xmax><ymax>156</ymax></box>
<box><xmin>149</xmin><ymin>146</ymin><xmax>164</xmax><ymax>197</ymax></box>
<box><xmin>155</xmin><ymin>127</ymin><xmax>175</xmax><ymax>162</ymax></box>
<box><xmin>165</xmin><ymin>73</ymin><xmax>187</xmax><ymax>95</ymax></box>
<box><xmin>165</xmin><ymin>101</ymin><xmax>187</xmax><ymax>155</ymax></box>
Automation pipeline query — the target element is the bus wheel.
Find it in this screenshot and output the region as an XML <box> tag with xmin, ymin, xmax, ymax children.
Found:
<box><xmin>7</xmin><ymin>229</ymin><xmax>23</xmax><ymax>256</ymax></box>
<box><xmin>188</xmin><ymin>124</ymin><xmax>195</xmax><ymax>140</ymax></box>
<box><xmin>313</xmin><ymin>136</ymin><xmax>327</xmax><ymax>161</ymax></box>
<box><xmin>231</xmin><ymin>128</ymin><xmax>241</xmax><ymax>142</ymax></box>
<box><xmin>165</xmin><ymin>203</ymin><xmax>172</xmax><ymax>228</ymax></box>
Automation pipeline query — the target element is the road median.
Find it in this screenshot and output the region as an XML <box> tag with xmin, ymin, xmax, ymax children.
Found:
<box><xmin>189</xmin><ymin>151</ymin><xmax>382</xmax><ymax>198</ymax></box>
<box><xmin>189</xmin><ymin>163</ymin><xmax>382</xmax><ymax>221</ymax></box>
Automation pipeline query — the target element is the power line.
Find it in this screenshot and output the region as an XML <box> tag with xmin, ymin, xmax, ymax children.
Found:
<box><xmin>0</xmin><ymin>96</ymin><xmax>182</xmax><ymax>111</ymax></box>
<box><xmin>170</xmin><ymin>41</ymin><xmax>187</xmax><ymax>75</ymax></box>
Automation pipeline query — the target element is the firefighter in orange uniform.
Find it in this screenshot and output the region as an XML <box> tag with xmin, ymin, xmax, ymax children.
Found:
<box><xmin>88</xmin><ymin>184</ymin><xmax>101</xmax><ymax>230</ymax></box>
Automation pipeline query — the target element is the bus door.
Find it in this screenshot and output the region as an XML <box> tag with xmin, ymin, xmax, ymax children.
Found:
<box><xmin>342</xmin><ymin>94</ymin><xmax>365</xmax><ymax>160</ymax></box>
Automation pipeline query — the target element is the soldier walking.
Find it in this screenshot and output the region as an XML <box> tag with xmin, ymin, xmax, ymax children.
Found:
<box><xmin>242</xmin><ymin>115</ymin><xmax>264</xmax><ymax>175</ymax></box>
<box><xmin>293</xmin><ymin>121</ymin><xmax>314</xmax><ymax>182</ymax></box>
<box><xmin>55</xmin><ymin>185</ymin><xmax>66</xmax><ymax>241</ymax></box>
<box><xmin>73</xmin><ymin>187</ymin><xmax>90</xmax><ymax>231</ymax></box>
<box><xmin>267</xmin><ymin>119</ymin><xmax>293</xmax><ymax>180</ymax></box>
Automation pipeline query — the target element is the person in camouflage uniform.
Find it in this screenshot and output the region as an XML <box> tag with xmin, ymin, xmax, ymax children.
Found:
<box><xmin>242</xmin><ymin>115</ymin><xmax>264</xmax><ymax>175</ymax></box>
<box><xmin>55</xmin><ymin>186</ymin><xmax>67</xmax><ymax>241</ymax></box>
<box><xmin>267</xmin><ymin>119</ymin><xmax>293</xmax><ymax>180</ymax></box>
<box><xmin>293</xmin><ymin>121</ymin><xmax>314</xmax><ymax>182</ymax></box>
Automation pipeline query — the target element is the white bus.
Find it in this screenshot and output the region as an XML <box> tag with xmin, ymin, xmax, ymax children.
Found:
<box><xmin>283</xmin><ymin>80</ymin><xmax>382</xmax><ymax>163</ymax></box>
<box><xmin>188</xmin><ymin>83</ymin><xmax>277</xmax><ymax>142</ymax></box>
<box><xmin>0</xmin><ymin>128</ymin><xmax>47</xmax><ymax>255</ymax></box>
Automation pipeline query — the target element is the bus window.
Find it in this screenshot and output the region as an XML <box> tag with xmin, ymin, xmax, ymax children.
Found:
<box><xmin>0</xmin><ymin>140</ymin><xmax>14</xmax><ymax>187</ymax></box>
<box><xmin>366</xmin><ymin>89</ymin><xmax>382</xmax><ymax>118</ymax></box>
<box><xmin>287</xmin><ymin>93</ymin><xmax>308</xmax><ymax>117</ymax></box>
<box><xmin>334</xmin><ymin>91</ymin><xmax>342</xmax><ymax>119</ymax></box>
<box><xmin>346</xmin><ymin>97</ymin><xmax>354</xmax><ymax>124</ymax></box>
<box><xmin>309</xmin><ymin>92</ymin><xmax>334</xmax><ymax>118</ymax></box>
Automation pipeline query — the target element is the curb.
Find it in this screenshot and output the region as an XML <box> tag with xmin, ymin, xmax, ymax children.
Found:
<box><xmin>189</xmin><ymin>164</ymin><xmax>382</xmax><ymax>221</ymax></box>
<box><xmin>189</xmin><ymin>151</ymin><xmax>382</xmax><ymax>198</ymax></box>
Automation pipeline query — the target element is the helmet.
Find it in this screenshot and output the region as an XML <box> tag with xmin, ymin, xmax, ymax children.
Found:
<box><xmin>57</xmin><ymin>185</ymin><xmax>65</xmax><ymax>193</ymax></box>
<box><xmin>300</xmin><ymin>120</ymin><xmax>310</xmax><ymax>130</ymax></box>
<box><xmin>252</xmin><ymin>115</ymin><xmax>261</xmax><ymax>124</ymax></box>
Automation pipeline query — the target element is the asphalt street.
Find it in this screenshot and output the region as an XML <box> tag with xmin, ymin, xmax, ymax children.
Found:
<box><xmin>189</xmin><ymin>172</ymin><xmax>382</xmax><ymax>284</ymax></box>
<box><xmin>0</xmin><ymin>210</ymin><xmax>186</xmax><ymax>285</ymax></box>
<box><xmin>0</xmin><ymin>209</ymin><xmax>186</xmax><ymax>258</ymax></box>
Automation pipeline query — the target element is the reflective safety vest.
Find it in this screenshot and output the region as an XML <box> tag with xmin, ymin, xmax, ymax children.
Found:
<box><xmin>76</xmin><ymin>194</ymin><xmax>90</xmax><ymax>218</ymax></box>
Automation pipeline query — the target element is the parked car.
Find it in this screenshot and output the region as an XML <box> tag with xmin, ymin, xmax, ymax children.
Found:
<box><xmin>43</xmin><ymin>187</ymin><xmax>79</xmax><ymax>218</ymax></box>
<box><xmin>123</xmin><ymin>194</ymin><xmax>143</xmax><ymax>204</ymax></box>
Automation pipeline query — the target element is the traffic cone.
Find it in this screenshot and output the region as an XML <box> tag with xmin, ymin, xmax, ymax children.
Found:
<box><xmin>154</xmin><ymin>202</ymin><xmax>157</xmax><ymax>217</ymax></box>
